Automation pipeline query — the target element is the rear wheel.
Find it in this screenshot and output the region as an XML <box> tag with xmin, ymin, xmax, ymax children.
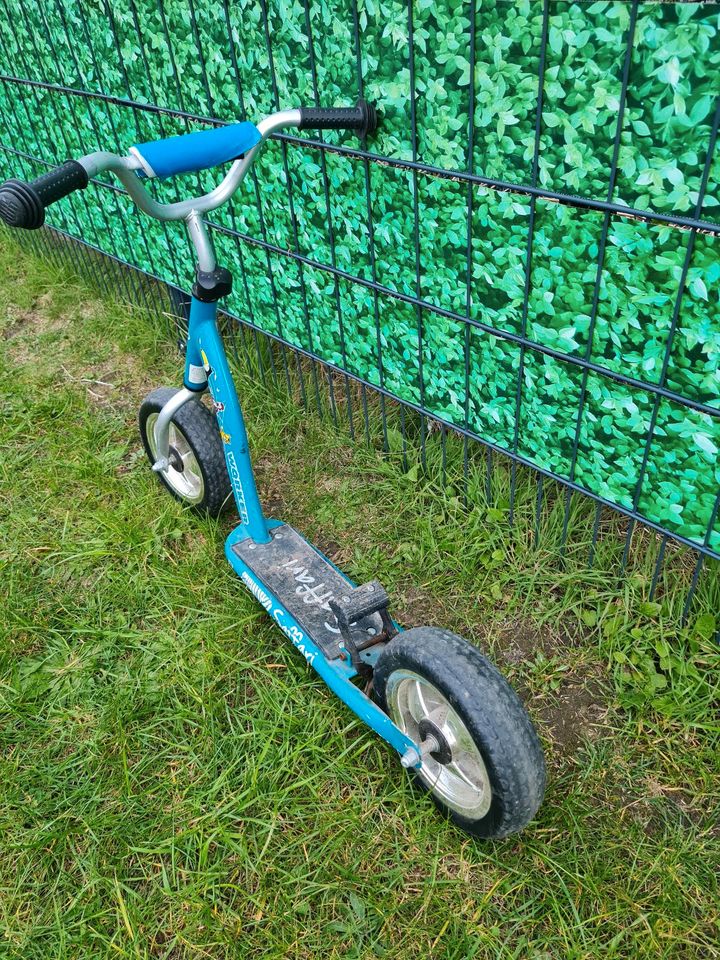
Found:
<box><xmin>138</xmin><ymin>387</ymin><xmax>232</xmax><ymax>517</ymax></box>
<box><xmin>374</xmin><ymin>627</ymin><xmax>545</xmax><ymax>838</ymax></box>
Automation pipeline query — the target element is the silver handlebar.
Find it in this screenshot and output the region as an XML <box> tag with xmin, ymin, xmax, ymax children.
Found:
<box><xmin>76</xmin><ymin>109</ymin><xmax>301</xmax><ymax>225</ymax></box>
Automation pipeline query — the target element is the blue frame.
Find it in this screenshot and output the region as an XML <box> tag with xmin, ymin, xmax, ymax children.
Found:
<box><xmin>182</xmin><ymin>296</ymin><xmax>420</xmax><ymax>766</ymax></box>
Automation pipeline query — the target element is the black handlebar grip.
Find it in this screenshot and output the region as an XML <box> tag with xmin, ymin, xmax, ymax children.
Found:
<box><xmin>298</xmin><ymin>99</ymin><xmax>377</xmax><ymax>138</ymax></box>
<box><xmin>0</xmin><ymin>160</ymin><xmax>89</xmax><ymax>229</ymax></box>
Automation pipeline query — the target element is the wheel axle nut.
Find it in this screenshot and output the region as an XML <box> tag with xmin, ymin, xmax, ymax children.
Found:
<box><xmin>400</xmin><ymin>747</ymin><xmax>420</xmax><ymax>769</ymax></box>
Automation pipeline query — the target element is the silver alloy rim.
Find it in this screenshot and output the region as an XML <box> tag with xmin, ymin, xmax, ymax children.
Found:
<box><xmin>146</xmin><ymin>413</ymin><xmax>204</xmax><ymax>504</ymax></box>
<box><xmin>386</xmin><ymin>670</ymin><xmax>492</xmax><ymax>820</ymax></box>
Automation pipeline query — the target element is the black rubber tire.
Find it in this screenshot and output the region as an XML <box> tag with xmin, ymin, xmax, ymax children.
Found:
<box><xmin>373</xmin><ymin>627</ymin><xmax>546</xmax><ymax>839</ymax></box>
<box><xmin>138</xmin><ymin>387</ymin><xmax>232</xmax><ymax>517</ymax></box>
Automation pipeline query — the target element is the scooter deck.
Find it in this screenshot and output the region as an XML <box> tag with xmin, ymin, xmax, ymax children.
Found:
<box><xmin>232</xmin><ymin>524</ymin><xmax>385</xmax><ymax>661</ymax></box>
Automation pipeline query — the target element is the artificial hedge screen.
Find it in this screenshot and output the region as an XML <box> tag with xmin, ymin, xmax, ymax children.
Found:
<box><xmin>0</xmin><ymin>0</ymin><xmax>718</xmax><ymax>552</ymax></box>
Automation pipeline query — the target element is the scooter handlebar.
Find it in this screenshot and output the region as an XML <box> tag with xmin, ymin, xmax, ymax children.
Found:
<box><xmin>0</xmin><ymin>102</ymin><xmax>379</xmax><ymax>231</ymax></box>
<box><xmin>0</xmin><ymin>160</ymin><xmax>89</xmax><ymax>230</ymax></box>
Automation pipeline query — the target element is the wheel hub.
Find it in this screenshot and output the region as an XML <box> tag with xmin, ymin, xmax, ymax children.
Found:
<box><xmin>168</xmin><ymin>445</ymin><xmax>184</xmax><ymax>472</ymax></box>
<box><xmin>418</xmin><ymin>716</ymin><xmax>452</xmax><ymax>764</ymax></box>
<box><xmin>145</xmin><ymin>412</ymin><xmax>205</xmax><ymax>505</ymax></box>
<box><xmin>386</xmin><ymin>669</ymin><xmax>493</xmax><ymax>820</ymax></box>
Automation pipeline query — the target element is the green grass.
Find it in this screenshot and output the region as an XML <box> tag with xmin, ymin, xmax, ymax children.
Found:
<box><xmin>1</xmin><ymin>232</ymin><xmax>719</xmax><ymax>959</ymax></box>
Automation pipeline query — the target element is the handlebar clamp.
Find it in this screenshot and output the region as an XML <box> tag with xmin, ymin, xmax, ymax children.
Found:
<box><xmin>192</xmin><ymin>265</ymin><xmax>233</xmax><ymax>303</ymax></box>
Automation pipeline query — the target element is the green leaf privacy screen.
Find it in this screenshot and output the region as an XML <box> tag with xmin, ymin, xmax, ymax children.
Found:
<box><xmin>0</xmin><ymin>1</ymin><xmax>719</xmax><ymax>557</ymax></box>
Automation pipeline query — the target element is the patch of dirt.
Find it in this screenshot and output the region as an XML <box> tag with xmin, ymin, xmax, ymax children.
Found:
<box><xmin>71</xmin><ymin>339</ymin><xmax>154</xmax><ymax>410</ymax></box>
<box><xmin>393</xmin><ymin>585</ymin><xmax>442</xmax><ymax>629</ymax></box>
<box><xmin>326</xmin><ymin>445</ymin><xmax>355</xmax><ymax>468</ymax></box>
<box><xmin>478</xmin><ymin>618</ymin><xmax>613</xmax><ymax>758</ymax></box>
<box><xmin>2</xmin><ymin>309</ymin><xmax>36</xmax><ymax>340</ymax></box>
<box><xmin>492</xmin><ymin>619</ymin><xmax>574</xmax><ymax>668</ymax></box>
<box><xmin>2</xmin><ymin>296</ymin><xmax>65</xmax><ymax>360</ymax></box>
<box><xmin>66</xmin><ymin>370</ymin><xmax>117</xmax><ymax>406</ymax></box>
<box><xmin>317</xmin><ymin>476</ymin><xmax>343</xmax><ymax>494</ymax></box>
<box><xmin>4</xmin><ymin>291</ymin><xmax>157</xmax><ymax>416</ymax></box>
<box><xmin>535</xmin><ymin>676</ymin><xmax>610</xmax><ymax>757</ymax></box>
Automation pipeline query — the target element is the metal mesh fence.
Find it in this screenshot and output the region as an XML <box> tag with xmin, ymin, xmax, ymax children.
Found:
<box><xmin>0</xmin><ymin>0</ymin><xmax>719</xmax><ymax>618</ymax></box>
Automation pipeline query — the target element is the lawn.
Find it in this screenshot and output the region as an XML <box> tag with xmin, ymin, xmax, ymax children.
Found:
<box><xmin>0</xmin><ymin>232</ymin><xmax>719</xmax><ymax>958</ymax></box>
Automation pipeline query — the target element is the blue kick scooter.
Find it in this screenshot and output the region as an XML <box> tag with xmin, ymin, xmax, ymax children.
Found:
<box><xmin>0</xmin><ymin>101</ymin><xmax>545</xmax><ymax>838</ymax></box>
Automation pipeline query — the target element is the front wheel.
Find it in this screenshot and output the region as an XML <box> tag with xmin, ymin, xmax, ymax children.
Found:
<box><xmin>138</xmin><ymin>387</ymin><xmax>232</xmax><ymax>517</ymax></box>
<box><xmin>373</xmin><ymin>628</ymin><xmax>545</xmax><ymax>839</ymax></box>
